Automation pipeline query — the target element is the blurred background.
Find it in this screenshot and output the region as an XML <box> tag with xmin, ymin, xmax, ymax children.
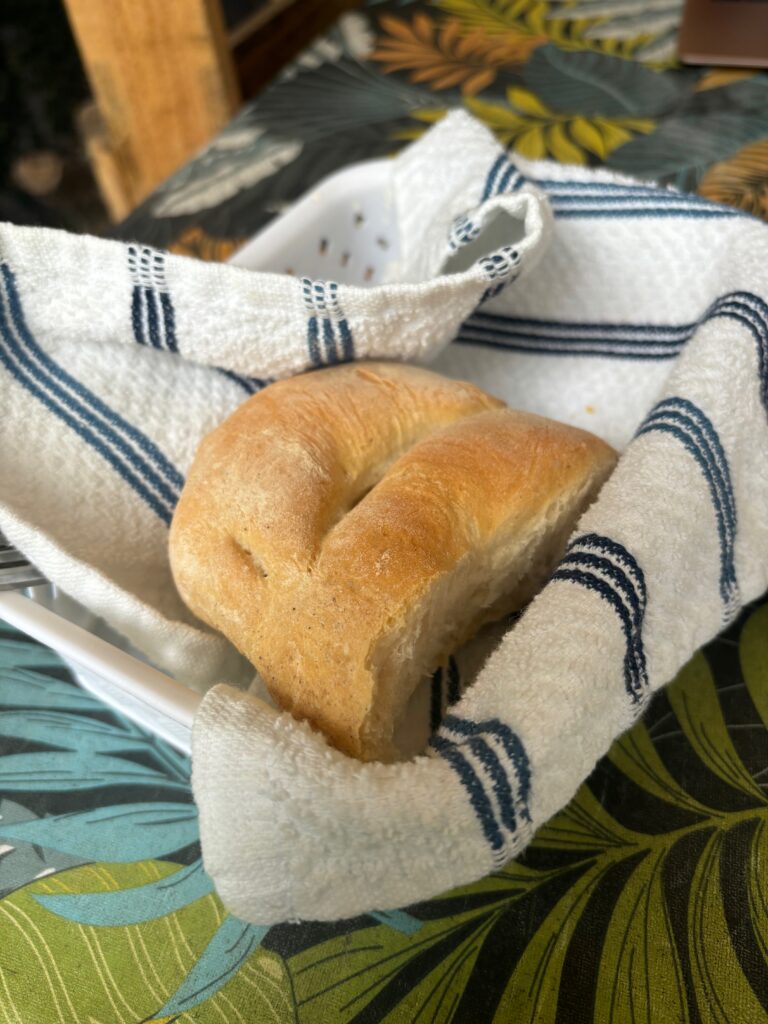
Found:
<box><xmin>4</xmin><ymin>0</ymin><xmax>768</xmax><ymax>245</ymax></box>
<box><xmin>0</xmin><ymin>0</ymin><xmax>356</xmax><ymax>232</ymax></box>
<box><xmin>0</xmin><ymin>0</ymin><xmax>100</xmax><ymax>230</ymax></box>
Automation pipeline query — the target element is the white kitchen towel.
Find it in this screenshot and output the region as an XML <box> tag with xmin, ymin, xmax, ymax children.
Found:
<box><xmin>0</xmin><ymin>111</ymin><xmax>550</xmax><ymax>688</ymax></box>
<box><xmin>2</xmin><ymin>110</ymin><xmax>768</xmax><ymax>922</ymax></box>
<box><xmin>192</xmin><ymin>113</ymin><xmax>768</xmax><ymax>923</ymax></box>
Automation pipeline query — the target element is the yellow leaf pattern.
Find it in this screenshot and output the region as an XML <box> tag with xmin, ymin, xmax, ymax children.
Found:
<box><xmin>0</xmin><ymin>862</ymin><xmax>289</xmax><ymax>1023</ymax></box>
<box><xmin>465</xmin><ymin>87</ymin><xmax>654</xmax><ymax>163</ymax></box>
<box><xmin>699</xmin><ymin>138</ymin><xmax>768</xmax><ymax>220</ymax></box>
<box><xmin>371</xmin><ymin>13</ymin><xmax>544</xmax><ymax>95</ymax></box>
<box><xmin>435</xmin><ymin>0</ymin><xmax>657</xmax><ymax>61</ymax></box>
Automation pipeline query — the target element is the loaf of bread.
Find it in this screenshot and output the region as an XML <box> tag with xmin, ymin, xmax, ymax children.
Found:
<box><xmin>170</xmin><ymin>362</ymin><xmax>617</xmax><ymax>761</ymax></box>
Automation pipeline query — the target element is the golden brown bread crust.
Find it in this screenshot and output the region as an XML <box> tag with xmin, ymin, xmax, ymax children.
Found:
<box><xmin>170</xmin><ymin>362</ymin><xmax>617</xmax><ymax>761</ymax></box>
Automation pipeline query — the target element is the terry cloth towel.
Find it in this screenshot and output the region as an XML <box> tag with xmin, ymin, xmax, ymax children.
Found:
<box><xmin>0</xmin><ymin>111</ymin><xmax>549</xmax><ymax>690</ymax></box>
<box><xmin>1</xmin><ymin>111</ymin><xmax>767</xmax><ymax>922</ymax></box>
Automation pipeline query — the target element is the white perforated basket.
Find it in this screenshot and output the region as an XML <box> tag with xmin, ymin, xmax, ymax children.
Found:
<box><xmin>230</xmin><ymin>160</ymin><xmax>395</xmax><ymax>284</ymax></box>
<box><xmin>0</xmin><ymin>159</ymin><xmax>392</xmax><ymax>754</ymax></box>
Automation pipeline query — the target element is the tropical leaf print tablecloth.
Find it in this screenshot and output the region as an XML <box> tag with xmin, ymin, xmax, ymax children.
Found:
<box><xmin>1</xmin><ymin>600</ymin><xmax>767</xmax><ymax>1021</ymax></box>
<box><xmin>3</xmin><ymin>0</ymin><xmax>768</xmax><ymax>1019</ymax></box>
<box><xmin>116</xmin><ymin>0</ymin><xmax>768</xmax><ymax>258</ymax></box>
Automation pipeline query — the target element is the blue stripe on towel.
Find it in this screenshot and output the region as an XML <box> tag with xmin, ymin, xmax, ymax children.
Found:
<box><xmin>478</xmin><ymin>166</ymin><xmax>745</xmax><ymax>218</ymax></box>
<box><xmin>567</xmin><ymin>532</ymin><xmax>647</xmax><ymax>606</ymax></box>
<box><xmin>0</xmin><ymin>347</ymin><xmax>174</xmax><ymax>523</ymax></box>
<box><xmin>337</xmin><ymin>318</ymin><xmax>354</xmax><ymax>361</ymax></box>
<box><xmin>536</xmin><ymin>179</ymin><xmax>708</xmax><ymax>198</ymax></box>
<box><xmin>536</xmin><ymin>180</ymin><xmax>682</xmax><ymax>196</ymax></box>
<box><xmin>130</xmin><ymin>287</ymin><xmax>145</xmax><ymax>346</ymax></box>
<box><xmin>307</xmin><ymin>315</ymin><xmax>321</xmax><ymax>366</ymax></box>
<box><xmin>457</xmin><ymin>310</ymin><xmax>695</xmax><ymax>360</ymax></box>
<box><xmin>431</xmin><ymin>736</ymin><xmax>506</xmax><ymax>856</ymax></box>
<box><xmin>482</xmin><ymin>156</ymin><xmax>524</xmax><ymax>201</ymax></box>
<box><xmin>707</xmin><ymin>292</ymin><xmax>768</xmax><ymax>413</ymax></box>
<box><xmin>127</xmin><ymin>245</ymin><xmax>179</xmax><ymax>354</ymax></box>
<box><xmin>144</xmin><ymin>287</ymin><xmax>162</xmax><ymax>350</ymax></box>
<box><xmin>476</xmin><ymin>161</ymin><xmax>742</xmax><ymax>227</ymax></box>
<box><xmin>456</xmin><ymin>335</ymin><xmax>683</xmax><ymax>359</ymax></box>
<box><xmin>551</xmin><ymin>567</ymin><xmax>648</xmax><ymax>704</ymax></box>
<box><xmin>553</xmin><ymin>205</ymin><xmax>740</xmax><ymax>221</ymax></box>
<box><xmin>456</xmin><ymin>291</ymin><xmax>768</xmax><ymax>366</ymax></box>
<box><xmin>552</xmin><ymin>534</ymin><xmax>649</xmax><ymax>706</ymax></box>
<box><xmin>329</xmin><ymin>282</ymin><xmax>354</xmax><ymax>362</ymax></box>
<box><xmin>302</xmin><ymin>279</ymin><xmax>354</xmax><ymax>367</ymax></box>
<box><xmin>322</xmin><ymin>317</ymin><xmax>338</xmax><ymax>365</ymax></box>
<box><xmin>559</xmin><ymin>551</ymin><xmax>644</xmax><ymax>626</ymax></box>
<box><xmin>644</xmin><ymin>398</ymin><xmax>736</xmax><ymax>526</ymax></box>
<box><xmin>448</xmin><ymin>214</ymin><xmax>481</xmax><ymax>252</ymax></box>
<box><xmin>462</xmin><ymin>736</ymin><xmax>519</xmax><ymax>833</ymax></box>
<box><xmin>451</xmin><ymin>152</ymin><xmax>523</xmax><ymax>253</ymax></box>
<box><xmin>2</xmin><ymin>265</ymin><xmax>183</xmax><ymax>491</ymax></box>
<box><xmin>470</xmin><ymin>314</ymin><xmax>694</xmax><ymax>339</ymax></box>
<box><xmin>0</xmin><ymin>262</ymin><xmax>182</xmax><ymax>523</ymax></box>
<box><xmin>495</xmin><ymin>162</ymin><xmax>521</xmax><ymax>195</ymax></box>
<box><xmin>441</xmin><ymin>715</ymin><xmax>532</xmax><ymax>819</ymax></box>
<box><xmin>560</xmin><ymin>538</ymin><xmax>648</xmax><ymax>702</ymax></box>
<box><xmin>533</xmin><ymin>178</ymin><xmax>746</xmax><ymax>220</ymax></box>
<box><xmin>159</xmin><ymin>292</ymin><xmax>178</xmax><ymax>353</ymax></box>
<box><xmin>637</xmin><ymin>398</ymin><xmax>738</xmax><ymax>615</ymax></box>
<box><xmin>481</xmin><ymin>154</ymin><xmax>506</xmax><ymax>203</ymax></box>
<box><xmin>218</xmin><ymin>370</ymin><xmax>270</xmax><ymax>396</ymax></box>
<box><xmin>476</xmin><ymin>246</ymin><xmax>521</xmax><ymax>305</ymax></box>
<box><xmin>432</xmin><ymin>715</ymin><xmax>533</xmax><ymax>862</ymax></box>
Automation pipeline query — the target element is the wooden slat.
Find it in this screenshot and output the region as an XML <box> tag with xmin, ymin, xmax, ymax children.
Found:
<box><xmin>231</xmin><ymin>0</ymin><xmax>361</xmax><ymax>98</ymax></box>
<box><xmin>76</xmin><ymin>102</ymin><xmax>133</xmax><ymax>222</ymax></box>
<box><xmin>63</xmin><ymin>0</ymin><xmax>241</xmax><ymax>212</ymax></box>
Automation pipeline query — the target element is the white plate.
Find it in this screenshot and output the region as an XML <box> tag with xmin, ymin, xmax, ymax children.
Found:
<box><xmin>0</xmin><ymin>588</ymin><xmax>199</xmax><ymax>753</ymax></box>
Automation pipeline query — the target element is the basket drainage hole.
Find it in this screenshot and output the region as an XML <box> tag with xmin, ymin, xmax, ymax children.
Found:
<box><xmin>354</xmin><ymin>211</ymin><xmax>365</xmax><ymax>226</ymax></box>
<box><xmin>318</xmin><ymin>237</ymin><xmax>329</xmax><ymax>254</ymax></box>
<box><xmin>376</xmin><ymin>237</ymin><xmax>389</xmax><ymax>250</ymax></box>
<box><xmin>364</xmin><ymin>266</ymin><xmax>375</xmax><ymax>282</ymax></box>
<box><xmin>340</xmin><ymin>252</ymin><xmax>350</xmax><ymax>267</ymax></box>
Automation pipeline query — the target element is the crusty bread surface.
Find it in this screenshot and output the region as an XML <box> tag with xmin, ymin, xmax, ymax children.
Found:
<box><xmin>169</xmin><ymin>362</ymin><xmax>617</xmax><ymax>761</ymax></box>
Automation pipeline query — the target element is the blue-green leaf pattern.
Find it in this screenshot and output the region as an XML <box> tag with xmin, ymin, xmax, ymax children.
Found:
<box><xmin>608</xmin><ymin>111</ymin><xmax>768</xmax><ymax>179</ymax></box>
<box><xmin>0</xmin><ymin>708</ymin><xmax>158</xmax><ymax>752</ymax></box>
<box><xmin>34</xmin><ymin>858</ymin><xmax>213</xmax><ymax>925</ymax></box>
<box><xmin>522</xmin><ymin>44</ymin><xmax>688</xmax><ymax>117</ymax></box>
<box><xmin>0</xmin><ymin>751</ymin><xmax>186</xmax><ymax>792</ymax></box>
<box><xmin>0</xmin><ymin>666</ymin><xmax>107</xmax><ymax>710</ymax></box>
<box><xmin>0</xmin><ymin>802</ymin><xmax>200</xmax><ymax>861</ymax></box>
<box><xmin>153</xmin><ymin>915</ymin><xmax>269</xmax><ymax>1018</ymax></box>
<box><xmin>0</xmin><ymin>799</ymin><xmax>85</xmax><ymax>897</ymax></box>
